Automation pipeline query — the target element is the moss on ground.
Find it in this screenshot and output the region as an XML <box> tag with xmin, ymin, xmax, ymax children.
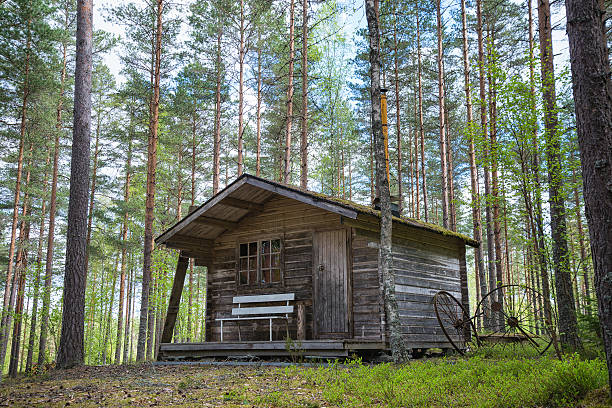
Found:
<box><xmin>0</xmin><ymin>356</ymin><xmax>609</xmax><ymax>407</ymax></box>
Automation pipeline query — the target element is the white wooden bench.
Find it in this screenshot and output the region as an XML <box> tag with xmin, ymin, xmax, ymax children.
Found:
<box><xmin>216</xmin><ymin>293</ymin><xmax>295</xmax><ymax>342</ymax></box>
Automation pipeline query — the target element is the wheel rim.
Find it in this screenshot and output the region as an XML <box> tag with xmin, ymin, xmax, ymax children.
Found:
<box><xmin>433</xmin><ymin>291</ymin><xmax>476</xmax><ymax>355</ymax></box>
<box><xmin>474</xmin><ymin>284</ymin><xmax>554</xmax><ymax>354</ymax></box>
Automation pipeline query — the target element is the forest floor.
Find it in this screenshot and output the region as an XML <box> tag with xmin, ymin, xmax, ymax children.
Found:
<box><xmin>0</xmin><ymin>355</ymin><xmax>610</xmax><ymax>407</ymax></box>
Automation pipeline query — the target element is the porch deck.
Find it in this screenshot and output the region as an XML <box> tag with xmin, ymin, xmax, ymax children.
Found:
<box><xmin>158</xmin><ymin>339</ymin><xmax>387</xmax><ymax>360</ymax></box>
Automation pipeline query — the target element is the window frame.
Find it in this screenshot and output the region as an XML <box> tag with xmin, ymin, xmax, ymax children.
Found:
<box><xmin>236</xmin><ymin>237</ymin><xmax>284</xmax><ymax>288</ymax></box>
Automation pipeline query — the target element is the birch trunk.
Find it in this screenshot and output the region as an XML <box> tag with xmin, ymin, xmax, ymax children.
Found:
<box><xmin>365</xmin><ymin>0</ymin><xmax>409</xmax><ymax>362</ymax></box>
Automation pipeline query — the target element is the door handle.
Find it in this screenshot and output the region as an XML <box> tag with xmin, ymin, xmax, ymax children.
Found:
<box><xmin>318</xmin><ymin>264</ymin><xmax>325</xmax><ymax>271</ymax></box>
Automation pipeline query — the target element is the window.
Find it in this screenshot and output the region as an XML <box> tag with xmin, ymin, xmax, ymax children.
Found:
<box><xmin>238</xmin><ymin>239</ymin><xmax>282</xmax><ymax>286</ymax></box>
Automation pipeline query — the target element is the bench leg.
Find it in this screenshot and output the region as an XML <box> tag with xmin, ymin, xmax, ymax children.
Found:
<box><xmin>220</xmin><ymin>320</ymin><xmax>224</xmax><ymax>342</ymax></box>
<box><xmin>270</xmin><ymin>318</ymin><xmax>273</xmax><ymax>341</ymax></box>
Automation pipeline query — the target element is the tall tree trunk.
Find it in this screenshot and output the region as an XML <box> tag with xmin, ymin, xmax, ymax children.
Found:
<box><xmin>435</xmin><ymin>0</ymin><xmax>449</xmax><ymax>229</ymax></box>
<box><xmin>370</xmin><ymin>129</ymin><xmax>375</xmax><ymax>202</ymax></box>
<box><xmin>365</xmin><ymin>0</ymin><xmax>409</xmax><ymax>362</ymax></box>
<box><xmin>413</xmin><ymin>85</ymin><xmax>420</xmax><ymax>219</ymax></box>
<box><xmin>85</xmin><ymin>109</ymin><xmax>101</xmax><ymax>268</ymax></box>
<box><xmin>476</xmin><ymin>0</ymin><xmax>497</xmax><ymax>329</ymax></box>
<box><xmin>102</xmin><ymin>257</ymin><xmax>118</xmax><ymax>364</ymax></box>
<box><xmin>571</xmin><ymin>152</ymin><xmax>592</xmax><ymax>315</ymax></box>
<box><xmin>444</xmin><ymin>105</ymin><xmax>456</xmax><ymax>231</ymax></box>
<box><xmin>9</xmin><ymin>230</ymin><xmax>29</xmax><ymax>378</ymax></box>
<box><xmin>137</xmin><ymin>0</ymin><xmax>163</xmax><ymax>362</ymax></box>
<box><xmin>528</xmin><ymin>0</ymin><xmax>555</xmax><ymax>348</ymax></box>
<box><xmin>26</xmin><ymin>149</ymin><xmax>50</xmax><ymax>372</ymax></box>
<box><xmin>461</xmin><ymin>0</ymin><xmax>487</xmax><ymax>324</ymax></box>
<box><xmin>56</xmin><ymin>0</ymin><xmax>93</xmax><ymax>369</ymax></box>
<box><xmin>300</xmin><ymin>0</ymin><xmax>308</xmax><ymax>189</ymax></box>
<box><xmin>565</xmin><ymin>0</ymin><xmax>612</xmax><ymax>393</ymax></box>
<box><xmin>213</xmin><ymin>22</ymin><xmax>222</xmax><ymax>194</ymax></box>
<box><xmin>284</xmin><ymin>0</ymin><xmax>295</xmax><ymax>184</ymax></box>
<box><xmin>237</xmin><ymin>0</ymin><xmax>245</xmax><ymax>176</ymax></box>
<box><xmin>39</xmin><ymin>13</ymin><xmax>68</xmax><ymax>365</ymax></box>
<box><xmin>393</xmin><ymin>12</ymin><xmax>402</xmax><ymax>215</ymax></box>
<box><xmin>416</xmin><ymin>6</ymin><xmax>428</xmax><ymax>222</ymax></box>
<box><xmin>537</xmin><ymin>0</ymin><xmax>580</xmax><ymax>350</ymax></box>
<box><xmin>9</xmin><ymin>147</ymin><xmax>33</xmax><ymax>377</ymax></box>
<box><xmin>114</xmin><ymin>136</ymin><xmax>132</xmax><ymax>364</ymax></box>
<box><xmin>0</xmin><ymin>16</ymin><xmax>31</xmax><ymax>370</ymax></box>
<box><xmin>256</xmin><ymin>38</ymin><xmax>262</xmax><ymax>178</ymax></box>
<box><xmin>146</xmin><ymin>274</ymin><xmax>156</xmax><ymax>360</ymax></box>
<box><xmin>123</xmin><ymin>259</ymin><xmax>133</xmax><ymax>363</ymax></box>
<box><xmin>487</xmin><ymin>27</ymin><xmax>504</xmax><ymax>329</ymax></box>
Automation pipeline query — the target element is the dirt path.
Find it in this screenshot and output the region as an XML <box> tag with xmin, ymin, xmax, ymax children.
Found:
<box><xmin>0</xmin><ymin>364</ymin><xmax>323</xmax><ymax>407</ymax></box>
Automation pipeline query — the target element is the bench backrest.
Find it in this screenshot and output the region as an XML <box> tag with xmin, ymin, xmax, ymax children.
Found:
<box><xmin>231</xmin><ymin>293</ymin><xmax>294</xmax><ymax>316</ymax></box>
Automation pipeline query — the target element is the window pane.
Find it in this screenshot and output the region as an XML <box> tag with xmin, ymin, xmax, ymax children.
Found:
<box><xmin>261</xmin><ymin>240</ymin><xmax>270</xmax><ymax>254</ymax></box>
<box><xmin>239</xmin><ymin>271</ymin><xmax>248</xmax><ymax>285</ymax></box>
<box><xmin>240</xmin><ymin>258</ymin><xmax>248</xmax><ymax>271</ymax></box>
<box><xmin>249</xmin><ymin>269</ymin><xmax>257</xmax><ymax>285</ymax></box>
<box><xmin>240</xmin><ymin>243</ymin><xmax>248</xmax><ymax>257</ymax></box>
<box><xmin>262</xmin><ymin>253</ymin><xmax>270</xmax><ymax>269</ymax></box>
<box><xmin>271</xmin><ymin>239</ymin><xmax>281</xmax><ymax>252</ymax></box>
<box><xmin>262</xmin><ymin>270</ymin><xmax>271</xmax><ymax>284</ymax></box>
<box><xmin>249</xmin><ymin>256</ymin><xmax>257</xmax><ymax>271</ymax></box>
<box><xmin>271</xmin><ymin>254</ymin><xmax>280</xmax><ymax>268</ymax></box>
<box><xmin>249</xmin><ymin>242</ymin><xmax>257</xmax><ymax>255</ymax></box>
<box><xmin>272</xmin><ymin>269</ymin><xmax>281</xmax><ymax>283</ymax></box>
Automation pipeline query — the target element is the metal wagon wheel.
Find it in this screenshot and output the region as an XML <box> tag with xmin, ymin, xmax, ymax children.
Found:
<box><xmin>474</xmin><ymin>284</ymin><xmax>554</xmax><ymax>355</ymax></box>
<box><xmin>433</xmin><ymin>291</ymin><xmax>478</xmax><ymax>355</ymax></box>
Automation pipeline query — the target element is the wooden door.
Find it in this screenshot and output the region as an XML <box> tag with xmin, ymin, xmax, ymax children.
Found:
<box><xmin>313</xmin><ymin>229</ymin><xmax>349</xmax><ymax>337</ymax></box>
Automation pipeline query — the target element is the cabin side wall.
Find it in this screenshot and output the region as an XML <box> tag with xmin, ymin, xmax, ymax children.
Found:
<box><xmin>351</xmin><ymin>233</ymin><xmax>385</xmax><ymax>340</ymax></box>
<box><xmin>205</xmin><ymin>195</ymin><xmax>345</xmax><ymax>342</ymax></box>
<box><xmin>353</xmin><ymin>227</ymin><xmax>467</xmax><ymax>349</ymax></box>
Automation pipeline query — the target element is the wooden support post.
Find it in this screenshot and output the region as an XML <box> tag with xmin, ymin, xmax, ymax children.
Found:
<box><xmin>160</xmin><ymin>254</ymin><xmax>190</xmax><ymax>347</ymax></box>
<box><xmin>297</xmin><ymin>303</ymin><xmax>306</xmax><ymax>340</ymax></box>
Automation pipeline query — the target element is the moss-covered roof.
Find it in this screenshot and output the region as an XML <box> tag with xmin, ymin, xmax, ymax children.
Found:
<box><xmin>156</xmin><ymin>173</ymin><xmax>479</xmax><ymax>247</ymax></box>
<box><xmin>310</xmin><ymin>191</ymin><xmax>478</xmax><ymax>247</ymax></box>
<box><xmin>252</xmin><ymin>175</ymin><xmax>479</xmax><ymax>247</ymax></box>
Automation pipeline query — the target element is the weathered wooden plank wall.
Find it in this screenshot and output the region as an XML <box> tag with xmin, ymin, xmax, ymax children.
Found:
<box><xmin>353</xmin><ymin>227</ymin><xmax>466</xmax><ymax>349</ymax></box>
<box><xmin>351</xmin><ymin>235</ymin><xmax>384</xmax><ymax>340</ymax></box>
<box><xmin>205</xmin><ymin>195</ymin><xmax>343</xmax><ymax>342</ymax></box>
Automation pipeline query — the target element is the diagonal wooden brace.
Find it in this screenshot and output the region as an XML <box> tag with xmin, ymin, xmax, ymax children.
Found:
<box><xmin>160</xmin><ymin>254</ymin><xmax>190</xmax><ymax>346</ymax></box>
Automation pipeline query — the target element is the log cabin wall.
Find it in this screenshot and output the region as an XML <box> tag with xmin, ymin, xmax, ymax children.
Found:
<box><xmin>351</xmin><ymin>233</ymin><xmax>384</xmax><ymax>340</ymax></box>
<box><xmin>353</xmin><ymin>226</ymin><xmax>466</xmax><ymax>349</ymax></box>
<box><xmin>205</xmin><ymin>195</ymin><xmax>345</xmax><ymax>342</ymax></box>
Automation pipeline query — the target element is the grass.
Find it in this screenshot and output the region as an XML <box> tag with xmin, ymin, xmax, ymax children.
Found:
<box><xmin>0</xmin><ymin>354</ymin><xmax>609</xmax><ymax>407</ymax></box>
<box><xmin>293</xmin><ymin>355</ymin><xmax>609</xmax><ymax>407</ymax></box>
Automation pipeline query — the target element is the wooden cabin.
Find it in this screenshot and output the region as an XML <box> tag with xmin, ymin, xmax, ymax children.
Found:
<box><xmin>155</xmin><ymin>174</ymin><xmax>478</xmax><ymax>360</ymax></box>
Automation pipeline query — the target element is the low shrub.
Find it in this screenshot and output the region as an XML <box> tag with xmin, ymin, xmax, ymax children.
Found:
<box><xmin>296</xmin><ymin>355</ymin><xmax>609</xmax><ymax>407</ymax></box>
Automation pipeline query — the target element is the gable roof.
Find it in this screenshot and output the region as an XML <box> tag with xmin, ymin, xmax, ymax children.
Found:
<box><xmin>155</xmin><ymin>174</ymin><xmax>479</xmax><ymax>248</ymax></box>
